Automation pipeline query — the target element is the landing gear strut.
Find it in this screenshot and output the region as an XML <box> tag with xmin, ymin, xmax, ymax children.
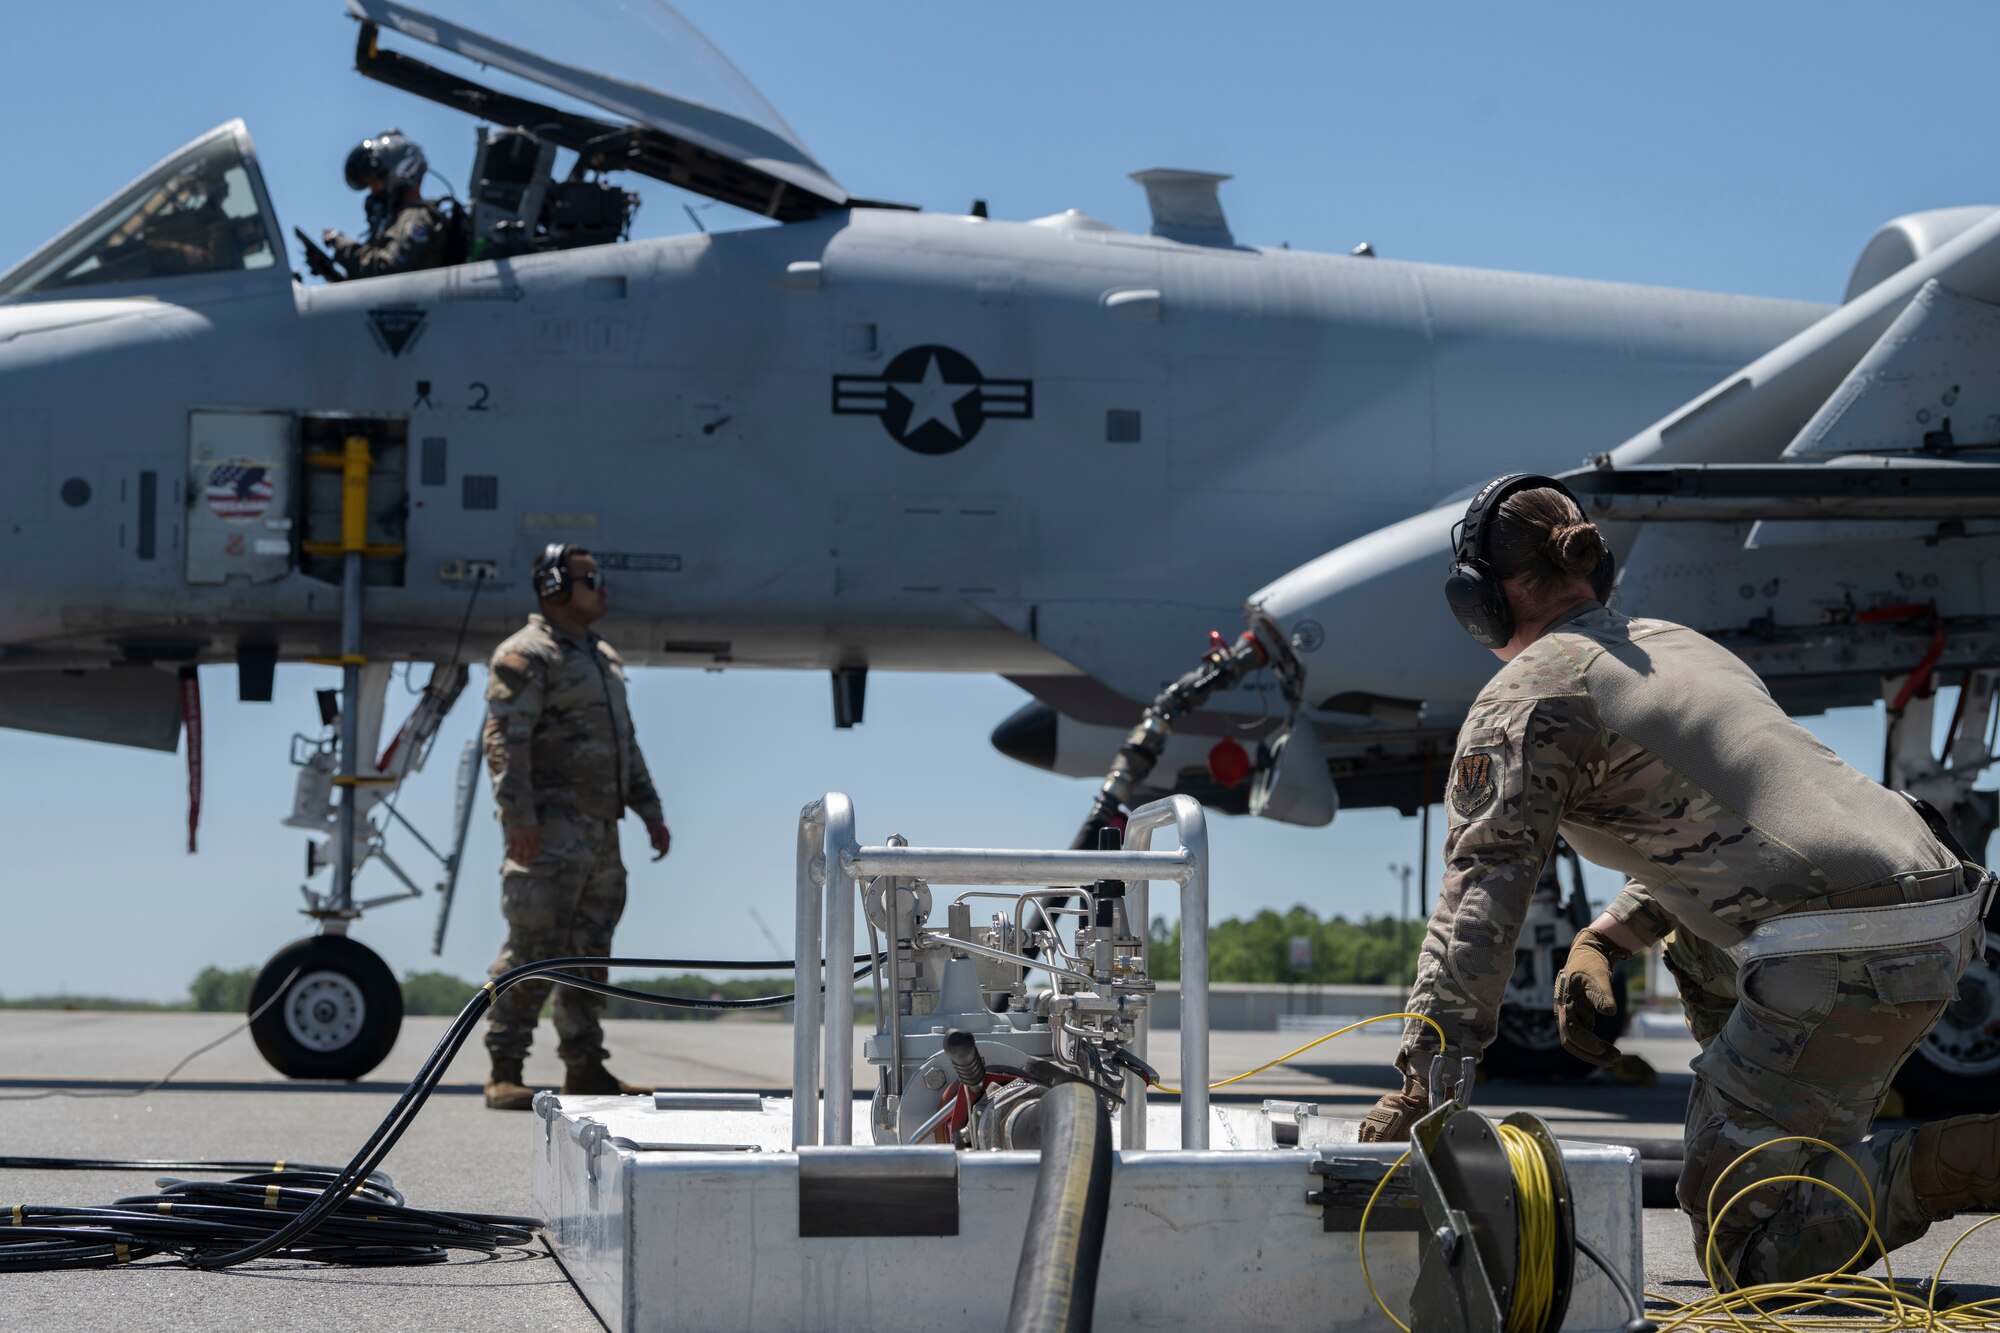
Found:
<box><xmin>1485</xmin><ymin>841</ymin><xmax>1629</xmax><ymax>1081</ymax></box>
<box><xmin>250</xmin><ymin>429</ymin><xmax>478</xmax><ymax>1081</ymax></box>
<box><xmin>1886</xmin><ymin>666</ymin><xmax>2000</xmax><ymax>1112</ymax></box>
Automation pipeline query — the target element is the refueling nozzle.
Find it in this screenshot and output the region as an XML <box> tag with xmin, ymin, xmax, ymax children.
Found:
<box><xmin>1070</xmin><ymin>629</ymin><xmax>1270</xmax><ymax>848</ymax></box>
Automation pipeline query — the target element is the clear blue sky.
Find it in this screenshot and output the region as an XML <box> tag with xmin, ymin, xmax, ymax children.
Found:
<box><xmin>1</xmin><ymin>2</ymin><xmax>1992</xmax><ymax>1001</ymax></box>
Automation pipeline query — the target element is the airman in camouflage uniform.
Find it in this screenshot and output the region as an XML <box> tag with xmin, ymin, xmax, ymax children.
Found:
<box><xmin>481</xmin><ymin>546</ymin><xmax>670</xmax><ymax>1109</ymax></box>
<box><xmin>1361</xmin><ymin>480</ymin><xmax>2000</xmax><ymax>1289</ymax></box>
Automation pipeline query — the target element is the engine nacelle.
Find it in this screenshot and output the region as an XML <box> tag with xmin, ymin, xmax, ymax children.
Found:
<box><xmin>1245</xmin><ymin>504</ymin><xmax>1494</xmax><ymax>716</ymax></box>
<box><xmin>1845</xmin><ymin>206</ymin><xmax>1998</xmax><ymax>303</ymax></box>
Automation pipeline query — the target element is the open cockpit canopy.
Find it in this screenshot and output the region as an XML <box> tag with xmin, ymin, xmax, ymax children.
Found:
<box><xmin>0</xmin><ymin>121</ymin><xmax>281</xmax><ymax>300</ymax></box>
<box><xmin>348</xmin><ymin>0</ymin><xmax>889</xmax><ymax>221</ymax></box>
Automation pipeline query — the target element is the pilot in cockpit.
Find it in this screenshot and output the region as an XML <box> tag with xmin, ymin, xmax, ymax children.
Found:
<box><xmin>317</xmin><ymin>129</ymin><xmax>449</xmax><ymax>281</ymax></box>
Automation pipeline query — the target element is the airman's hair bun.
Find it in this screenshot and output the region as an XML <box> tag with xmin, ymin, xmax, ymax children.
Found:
<box><xmin>1545</xmin><ymin>522</ymin><xmax>1601</xmax><ymax>576</ymax></box>
<box><xmin>1491</xmin><ymin>486</ymin><xmax>1602</xmax><ymax>596</ymax></box>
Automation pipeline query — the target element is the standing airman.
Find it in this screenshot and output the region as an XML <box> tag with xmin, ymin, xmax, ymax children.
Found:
<box><xmin>481</xmin><ymin>544</ymin><xmax>671</xmax><ymax>1110</ymax></box>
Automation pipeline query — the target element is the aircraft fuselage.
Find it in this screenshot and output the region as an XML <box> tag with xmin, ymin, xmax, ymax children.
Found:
<box><xmin>0</xmin><ymin>206</ymin><xmax>1823</xmax><ymax>714</ymax></box>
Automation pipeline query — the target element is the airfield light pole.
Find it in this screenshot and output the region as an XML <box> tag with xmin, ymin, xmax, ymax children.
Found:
<box><xmin>1418</xmin><ymin>750</ymin><xmax>1434</xmax><ymax>920</ymax></box>
<box><xmin>1389</xmin><ymin>862</ymin><xmax>1412</xmax><ymax>986</ymax></box>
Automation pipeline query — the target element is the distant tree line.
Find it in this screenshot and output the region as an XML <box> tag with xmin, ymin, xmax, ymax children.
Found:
<box><xmin>8</xmin><ymin>918</ymin><xmax>1424</xmax><ymax>1015</ymax></box>
<box><xmin>1149</xmin><ymin>908</ymin><xmax>1424</xmax><ymax>985</ymax></box>
<box><xmin>181</xmin><ymin>965</ymin><xmax>793</xmax><ymax>1019</ymax></box>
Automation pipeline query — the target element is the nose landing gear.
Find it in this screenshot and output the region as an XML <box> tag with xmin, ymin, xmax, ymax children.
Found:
<box><xmin>248</xmin><ymin>934</ymin><xmax>403</xmax><ymax>1080</ymax></box>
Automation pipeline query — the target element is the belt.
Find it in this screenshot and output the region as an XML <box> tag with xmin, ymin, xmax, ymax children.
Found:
<box><xmin>1728</xmin><ymin>882</ymin><xmax>1986</xmax><ymax>968</ymax></box>
<box><xmin>1790</xmin><ymin>865</ymin><xmax>1963</xmax><ymax>913</ymax></box>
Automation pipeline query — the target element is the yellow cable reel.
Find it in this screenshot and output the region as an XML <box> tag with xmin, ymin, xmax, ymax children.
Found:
<box><xmin>1394</xmin><ymin>1096</ymin><xmax>1575</xmax><ymax>1333</ymax></box>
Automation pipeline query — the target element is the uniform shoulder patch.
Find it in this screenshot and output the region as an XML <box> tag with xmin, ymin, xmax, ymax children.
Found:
<box><xmin>1450</xmin><ymin>752</ymin><xmax>1496</xmax><ymax>817</ymax></box>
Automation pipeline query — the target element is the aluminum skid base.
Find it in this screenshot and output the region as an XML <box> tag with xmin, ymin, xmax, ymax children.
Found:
<box><xmin>535</xmin><ymin>1093</ymin><xmax>1643</xmax><ymax>1333</ymax></box>
<box><xmin>533</xmin><ymin>796</ymin><xmax>1644</xmax><ymax>1331</ymax></box>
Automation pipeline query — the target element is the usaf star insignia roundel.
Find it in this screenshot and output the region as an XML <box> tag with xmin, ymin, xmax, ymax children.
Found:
<box><xmin>1451</xmin><ymin>752</ymin><xmax>1496</xmax><ymax>817</ymax></box>
<box><xmin>831</xmin><ymin>344</ymin><xmax>1034</xmax><ymax>456</ymax></box>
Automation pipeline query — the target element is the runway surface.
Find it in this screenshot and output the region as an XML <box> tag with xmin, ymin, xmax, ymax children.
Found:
<box><xmin>3</xmin><ymin>1010</ymin><xmax>1994</xmax><ymax>1329</ymax></box>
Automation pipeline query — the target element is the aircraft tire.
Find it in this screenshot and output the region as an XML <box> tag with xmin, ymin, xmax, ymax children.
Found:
<box><xmin>1485</xmin><ymin>969</ymin><xmax>1630</xmax><ymax>1081</ymax></box>
<box><xmin>248</xmin><ymin>935</ymin><xmax>403</xmax><ymax>1081</ymax></box>
<box><xmin>1892</xmin><ymin>928</ymin><xmax>2000</xmax><ymax>1113</ymax></box>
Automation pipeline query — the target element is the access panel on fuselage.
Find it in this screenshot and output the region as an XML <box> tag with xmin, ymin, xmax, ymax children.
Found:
<box><xmin>185</xmin><ymin>410</ymin><xmax>294</xmax><ymax>586</ymax></box>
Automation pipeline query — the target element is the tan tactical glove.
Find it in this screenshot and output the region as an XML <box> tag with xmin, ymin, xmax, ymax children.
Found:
<box><xmin>1358</xmin><ymin>1073</ymin><xmax>1430</xmax><ymax>1142</ymax></box>
<box><xmin>1554</xmin><ymin>926</ymin><xmax>1631</xmax><ymax>1067</ymax></box>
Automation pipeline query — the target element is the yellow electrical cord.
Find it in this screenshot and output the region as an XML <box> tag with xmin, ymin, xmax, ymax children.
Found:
<box><xmin>1358</xmin><ymin>1126</ymin><xmax>2000</xmax><ymax>1333</ymax></box>
<box><xmin>1360</xmin><ymin>1146</ymin><xmax>1415</xmax><ymax>1333</ymax></box>
<box><xmin>1356</xmin><ymin>1125</ymin><xmax>1558</xmax><ymax>1333</ymax></box>
<box><xmin>1149</xmin><ymin>1011</ymin><xmax>1449</xmax><ymax>1094</ymax></box>
<box><xmin>1150</xmin><ymin>1013</ymin><xmax>2000</xmax><ymax>1332</ymax></box>
<box><xmin>1496</xmin><ymin>1122</ymin><xmax>1557</xmax><ymax>1333</ymax></box>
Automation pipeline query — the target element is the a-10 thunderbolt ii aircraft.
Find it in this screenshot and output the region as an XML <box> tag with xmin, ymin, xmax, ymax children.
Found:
<box><xmin>5</xmin><ymin>0</ymin><xmax>1999</xmax><ymax>1102</ymax></box>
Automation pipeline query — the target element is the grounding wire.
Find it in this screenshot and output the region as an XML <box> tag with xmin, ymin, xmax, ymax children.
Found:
<box><xmin>1574</xmin><ymin>1232</ymin><xmax>1656</xmax><ymax>1333</ymax></box>
<box><xmin>1495</xmin><ymin>1121</ymin><xmax>1558</xmax><ymax>1333</ymax></box>
<box><xmin>1150</xmin><ymin>1011</ymin><xmax>1449</xmax><ymax>1094</ymax></box>
<box><xmin>0</xmin><ymin>966</ymin><xmax>301</xmax><ymax>1102</ymax></box>
<box><xmin>1356</xmin><ymin>1117</ymin><xmax>2000</xmax><ymax>1333</ymax></box>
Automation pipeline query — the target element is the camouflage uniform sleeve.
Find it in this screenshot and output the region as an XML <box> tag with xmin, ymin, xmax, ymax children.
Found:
<box><xmin>483</xmin><ymin>650</ymin><xmax>544</xmax><ymax>831</ymax></box>
<box><xmin>1398</xmin><ymin>694</ymin><xmax>1602</xmax><ymax>1076</ymax></box>
<box><xmin>625</xmin><ymin>722</ymin><xmax>666</xmax><ymax>827</ymax></box>
<box><xmin>1603</xmin><ymin>880</ymin><xmax>1675</xmax><ymax>946</ymax></box>
<box><xmin>337</xmin><ymin>206</ymin><xmax>444</xmax><ymax>278</ymax></box>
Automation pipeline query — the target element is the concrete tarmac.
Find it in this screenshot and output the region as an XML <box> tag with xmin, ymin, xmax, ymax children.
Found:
<box><xmin>3</xmin><ymin>1010</ymin><xmax>1995</xmax><ymax>1329</ymax></box>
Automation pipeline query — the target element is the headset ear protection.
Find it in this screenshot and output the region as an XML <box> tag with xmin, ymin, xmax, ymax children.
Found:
<box><xmin>533</xmin><ymin>542</ymin><xmax>575</xmax><ymax>604</ymax></box>
<box><xmin>1443</xmin><ymin>473</ymin><xmax>1613</xmax><ymax>649</ymax></box>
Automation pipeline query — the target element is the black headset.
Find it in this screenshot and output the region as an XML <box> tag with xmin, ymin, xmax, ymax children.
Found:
<box><xmin>1443</xmin><ymin>473</ymin><xmax>1613</xmax><ymax>649</ymax></box>
<box><xmin>533</xmin><ymin>542</ymin><xmax>580</xmax><ymax>604</ymax></box>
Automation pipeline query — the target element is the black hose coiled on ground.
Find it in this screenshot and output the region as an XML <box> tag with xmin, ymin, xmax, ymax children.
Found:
<box><xmin>0</xmin><ymin>1166</ymin><xmax>539</xmax><ymax>1272</ymax></box>
<box><xmin>1003</xmin><ymin>1081</ymin><xmax>1114</xmax><ymax>1333</ymax></box>
<box><xmin>1</xmin><ymin>953</ymin><xmax>876</xmax><ymax>1272</ymax></box>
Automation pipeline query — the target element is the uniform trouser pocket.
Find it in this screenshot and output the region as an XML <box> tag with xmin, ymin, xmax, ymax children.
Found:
<box><xmin>487</xmin><ymin>814</ymin><xmax>626</xmax><ymax>1061</ymax></box>
<box><xmin>1681</xmin><ymin>931</ymin><xmax>1975</xmax><ymax>1285</ymax></box>
<box><xmin>1663</xmin><ymin>930</ymin><xmax>1739</xmax><ymax>1047</ymax></box>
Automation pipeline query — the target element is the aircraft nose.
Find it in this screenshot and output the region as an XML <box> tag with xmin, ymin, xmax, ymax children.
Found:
<box><xmin>990</xmin><ymin>701</ymin><xmax>1058</xmax><ymax>771</ymax></box>
<box><xmin>1246</xmin><ymin>502</ymin><xmax>1495</xmax><ymax>708</ymax></box>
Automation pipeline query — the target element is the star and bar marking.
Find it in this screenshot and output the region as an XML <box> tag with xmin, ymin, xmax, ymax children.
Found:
<box><xmin>832</xmin><ymin>343</ymin><xmax>1032</xmax><ymax>455</ymax></box>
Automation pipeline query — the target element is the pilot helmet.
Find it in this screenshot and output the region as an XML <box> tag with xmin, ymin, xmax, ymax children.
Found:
<box><xmin>344</xmin><ymin>129</ymin><xmax>427</xmax><ymax>193</ymax></box>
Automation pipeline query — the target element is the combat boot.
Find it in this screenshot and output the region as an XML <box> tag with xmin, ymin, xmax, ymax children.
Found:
<box><xmin>1913</xmin><ymin>1114</ymin><xmax>2000</xmax><ymax>1218</ymax></box>
<box><xmin>562</xmin><ymin>1059</ymin><xmax>652</xmax><ymax>1096</ymax></box>
<box><xmin>484</xmin><ymin>1058</ymin><xmax>535</xmax><ymax>1111</ymax></box>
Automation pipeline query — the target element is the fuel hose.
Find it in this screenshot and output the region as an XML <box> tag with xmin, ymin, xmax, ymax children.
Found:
<box><xmin>1003</xmin><ymin>1080</ymin><xmax>1113</xmax><ymax>1333</ymax></box>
